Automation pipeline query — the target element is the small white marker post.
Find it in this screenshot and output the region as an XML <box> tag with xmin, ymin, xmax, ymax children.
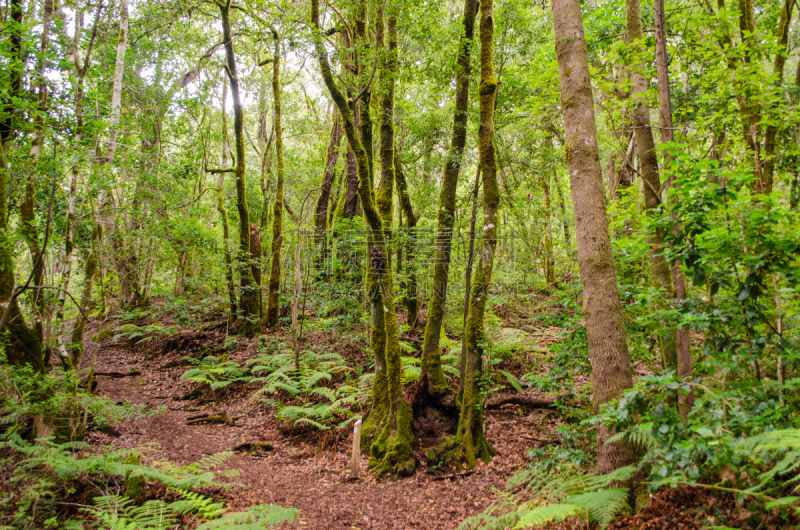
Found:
<box><xmin>350</xmin><ymin>419</ymin><xmax>362</xmax><ymax>480</ymax></box>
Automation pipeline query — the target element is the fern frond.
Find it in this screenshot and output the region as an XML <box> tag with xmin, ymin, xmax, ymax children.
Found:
<box><xmin>565</xmin><ymin>488</ymin><xmax>628</xmax><ymax>528</ymax></box>
<box><xmin>195</xmin><ymin>504</ymin><xmax>298</xmax><ymax>529</ymax></box>
<box><xmin>513</xmin><ymin>503</ymin><xmax>583</xmax><ymax>528</ymax></box>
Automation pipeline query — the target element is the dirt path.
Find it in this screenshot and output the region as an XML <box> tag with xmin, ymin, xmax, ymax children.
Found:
<box><xmin>83</xmin><ymin>323</ymin><xmax>563</xmax><ymax>529</ymax></box>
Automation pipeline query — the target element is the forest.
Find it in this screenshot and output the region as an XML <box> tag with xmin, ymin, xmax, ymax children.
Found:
<box><xmin>1</xmin><ymin>0</ymin><xmax>800</xmax><ymax>527</ymax></box>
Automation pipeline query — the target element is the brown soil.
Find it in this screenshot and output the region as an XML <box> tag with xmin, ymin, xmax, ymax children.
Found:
<box><xmin>82</xmin><ymin>314</ymin><xmax>563</xmax><ymax>529</ymax></box>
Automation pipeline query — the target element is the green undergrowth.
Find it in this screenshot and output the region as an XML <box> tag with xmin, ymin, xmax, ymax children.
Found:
<box><xmin>0</xmin><ymin>435</ymin><xmax>297</xmax><ymax>529</ymax></box>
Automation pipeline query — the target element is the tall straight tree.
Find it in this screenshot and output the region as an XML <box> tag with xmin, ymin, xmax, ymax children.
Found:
<box><xmin>625</xmin><ymin>0</ymin><xmax>676</xmax><ymax>369</ymax></box>
<box><xmin>430</xmin><ymin>0</ymin><xmax>498</xmax><ymax>470</ymax></box>
<box><xmin>311</xmin><ymin>0</ymin><xmax>414</xmax><ymax>477</ymax></box>
<box><xmin>654</xmin><ymin>0</ymin><xmax>694</xmax><ymax>415</ymax></box>
<box><xmin>267</xmin><ymin>29</ymin><xmax>284</xmax><ymax>328</ymax></box>
<box><xmin>552</xmin><ymin>0</ymin><xmax>635</xmax><ymax>473</ymax></box>
<box><xmin>217</xmin><ymin>0</ymin><xmax>261</xmax><ymax>336</ymax></box>
<box><xmin>419</xmin><ymin>0</ymin><xmax>479</xmax><ymax>391</ymax></box>
<box><xmin>55</xmin><ymin>1</ymin><xmax>104</xmax><ymax>367</ymax></box>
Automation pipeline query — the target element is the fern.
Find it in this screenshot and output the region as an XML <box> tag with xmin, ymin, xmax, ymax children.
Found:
<box><xmin>513</xmin><ymin>504</ymin><xmax>582</xmax><ymax>528</ymax></box>
<box><xmin>180</xmin><ymin>356</ymin><xmax>251</xmax><ymax>391</ymax></box>
<box><xmin>195</xmin><ymin>504</ymin><xmax>299</xmax><ymax>529</ymax></box>
<box><xmin>473</xmin><ymin>464</ymin><xmax>636</xmax><ymax>529</ymax></box>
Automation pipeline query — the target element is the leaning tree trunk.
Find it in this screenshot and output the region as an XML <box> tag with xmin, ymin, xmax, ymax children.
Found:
<box><xmin>553</xmin><ymin>0</ymin><xmax>636</xmax><ymax>474</ymax></box>
<box><xmin>54</xmin><ymin>2</ymin><xmax>104</xmax><ymax>367</ymax></box>
<box><xmin>20</xmin><ymin>0</ymin><xmax>54</xmax><ymax>356</ymax></box>
<box><xmin>312</xmin><ymin>0</ymin><xmax>415</xmax><ymax>477</ymax></box>
<box><xmin>429</xmin><ymin>0</ymin><xmax>499</xmax><ymax>471</ymax></box>
<box><xmin>267</xmin><ymin>30</ymin><xmax>285</xmax><ymax>328</ymax></box>
<box><xmin>626</xmin><ymin>0</ymin><xmax>677</xmax><ymax>370</ymax></box>
<box><xmin>0</xmin><ymin>143</ymin><xmax>42</xmax><ymax>368</ymax></box>
<box><xmin>218</xmin><ymin>0</ymin><xmax>261</xmax><ymax>336</ymax></box>
<box><xmin>314</xmin><ymin>114</ymin><xmax>344</xmax><ymax>256</ymax></box>
<box><xmin>419</xmin><ymin>0</ymin><xmax>479</xmax><ymax>391</ymax></box>
<box><xmin>654</xmin><ymin>0</ymin><xmax>694</xmax><ymax>416</ymax></box>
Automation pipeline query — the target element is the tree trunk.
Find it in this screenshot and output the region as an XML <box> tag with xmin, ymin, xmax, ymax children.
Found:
<box><xmin>54</xmin><ymin>2</ymin><xmax>103</xmax><ymax>366</ymax></box>
<box><xmin>314</xmin><ymin>114</ymin><xmax>343</xmax><ymax>255</ymax></box>
<box><xmin>0</xmin><ymin>143</ymin><xmax>42</xmax><ymax>368</ymax></box>
<box><xmin>420</xmin><ymin>0</ymin><xmax>479</xmax><ymax>391</ymax></box>
<box><xmin>21</xmin><ymin>0</ymin><xmax>54</xmax><ymax>353</ymax></box>
<box><xmin>267</xmin><ymin>30</ymin><xmax>284</xmax><ymax>328</ymax></box>
<box><xmin>0</xmin><ymin>0</ymin><xmax>23</xmax><ymax>144</ymax></box>
<box><xmin>219</xmin><ymin>0</ymin><xmax>261</xmax><ymax>336</ymax></box>
<box><xmin>217</xmin><ymin>81</ymin><xmax>237</xmax><ymax>322</ymax></box>
<box><xmin>97</xmin><ymin>0</ymin><xmax>131</xmax><ymax>307</ymax></box>
<box><xmin>655</xmin><ymin>0</ymin><xmax>694</xmax><ymax>416</ymax></box>
<box><xmin>311</xmin><ymin>0</ymin><xmax>415</xmax><ymax>477</ymax></box>
<box><xmin>395</xmin><ymin>155</ymin><xmax>418</xmax><ymax>328</ymax></box>
<box><xmin>543</xmin><ymin>136</ymin><xmax>556</xmax><ymax>285</ymax></box>
<box><xmin>552</xmin><ymin>0</ymin><xmax>635</xmax><ymax>474</ymax></box>
<box><xmin>761</xmin><ymin>0</ymin><xmax>794</xmax><ymax>195</ymax></box>
<box><xmin>431</xmin><ymin>0</ymin><xmax>499</xmax><ymax>471</ymax></box>
<box><xmin>626</xmin><ymin>0</ymin><xmax>677</xmax><ymax>369</ymax></box>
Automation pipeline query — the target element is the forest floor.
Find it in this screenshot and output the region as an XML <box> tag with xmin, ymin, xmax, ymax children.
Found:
<box><xmin>78</xmin><ymin>298</ymin><xmax>734</xmax><ymax>529</ymax></box>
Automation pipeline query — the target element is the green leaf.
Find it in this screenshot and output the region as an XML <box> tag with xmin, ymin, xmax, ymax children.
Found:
<box><xmin>500</xmin><ymin>370</ymin><xmax>523</xmax><ymax>393</ymax></box>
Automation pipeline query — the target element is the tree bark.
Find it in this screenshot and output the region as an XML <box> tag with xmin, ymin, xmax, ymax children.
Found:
<box><xmin>21</xmin><ymin>0</ymin><xmax>55</xmax><ymax>353</ymax></box>
<box><xmin>761</xmin><ymin>0</ymin><xmax>794</xmax><ymax>195</ymax></box>
<box><xmin>626</xmin><ymin>0</ymin><xmax>677</xmax><ymax>369</ymax></box>
<box><xmin>431</xmin><ymin>0</ymin><xmax>499</xmax><ymax>471</ymax></box>
<box><xmin>420</xmin><ymin>0</ymin><xmax>479</xmax><ymax>391</ymax></box>
<box><xmin>314</xmin><ymin>114</ymin><xmax>344</xmax><ymax>252</ymax></box>
<box><xmin>311</xmin><ymin>0</ymin><xmax>414</xmax><ymax>477</ymax></box>
<box><xmin>552</xmin><ymin>0</ymin><xmax>635</xmax><ymax>474</ymax></box>
<box><xmin>655</xmin><ymin>0</ymin><xmax>694</xmax><ymax>416</ymax></box>
<box><xmin>218</xmin><ymin>0</ymin><xmax>261</xmax><ymax>336</ymax></box>
<box><xmin>0</xmin><ymin>143</ymin><xmax>42</xmax><ymax>368</ymax></box>
<box><xmin>267</xmin><ymin>30</ymin><xmax>284</xmax><ymax>328</ymax></box>
<box><xmin>395</xmin><ymin>155</ymin><xmax>419</xmax><ymax>328</ymax></box>
<box><xmin>54</xmin><ymin>2</ymin><xmax>104</xmax><ymax>366</ymax></box>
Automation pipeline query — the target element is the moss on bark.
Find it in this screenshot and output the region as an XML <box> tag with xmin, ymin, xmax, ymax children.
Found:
<box><xmin>429</xmin><ymin>0</ymin><xmax>498</xmax><ymax>471</ymax></box>
<box><xmin>267</xmin><ymin>30</ymin><xmax>284</xmax><ymax>328</ymax></box>
<box><xmin>219</xmin><ymin>0</ymin><xmax>261</xmax><ymax>336</ymax></box>
<box><xmin>311</xmin><ymin>0</ymin><xmax>414</xmax><ymax>476</ymax></box>
<box><xmin>419</xmin><ymin>0</ymin><xmax>479</xmax><ymax>392</ymax></box>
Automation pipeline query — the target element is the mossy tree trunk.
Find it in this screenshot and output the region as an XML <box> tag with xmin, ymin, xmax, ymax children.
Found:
<box><xmin>395</xmin><ymin>154</ymin><xmax>418</xmax><ymax>328</ymax></box>
<box><xmin>552</xmin><ymin>0</ymin><xmax>636</xmax><ymax>474</ymax></box>
<box><xmin>21</xmin><ymin>0</ymin><xmax>54</xmax><ymax>355</ymax></box>
<box><xmin>267</xmin><ymin>30</ymin><xmax>284</xmax><ymax>328</ymax></box>
<box><xmin>0</xmin><ymin>144</ymin><xmax>42</xmax><ymax>368</ymax></box>
<box><xmin>218</xmin><ymin>0</ymin><xmax>262</xmax><ymax>336</ymax></box>
<box><xmin>420</xmin><ymin>0</ymin><xmax>479</xmax><ymax>392</ymax></box>
<box><xmin>69</xmin><ymin>223</ymin><xmax>100</xmax><ymax>370</ymax></box>
<box><xmin>625</xmin><ymin>0</ymin><xmax>677</xmax><ymax>370</ymax></box>
<box><xmin>217</xmin><ymin>81</ymin><xmax>237</xmax><ymax>322</ymax></box>
<box><xmin>761</xmin><ymin>0</ymin><xmax>794</xmax><ymax>195</ymax></box>
<box><xmin>430</xmin><ymin>0</ymin><xmax>499</xmax><ymax>471</ymax></box>
<box><xmin>311</xmin><ymin>0</ymin><xmax>414</xmax><ymax>477</ymax></box>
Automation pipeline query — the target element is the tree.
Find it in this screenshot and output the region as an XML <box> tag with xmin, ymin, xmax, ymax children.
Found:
<box><xmin>266</xmin><ymin>29</ymin><xmax>284</xmax><ymax>328</ymax></box>
<box><xmin>552</xmin><ymin>0</ymin><xmax>635</xmax><ymax>474</ymax></box>
<box><xmin>428</xmin><ymin>0</ymin><xmax>499</xmax><ymax>471</ymax></box>
<box><xmin>217</xmin><ymin>0</ymin><xmax>261</xmax><ymax>336</ymax></box>
<box><xmin>419</xmin><ymin>0</ymin><xmax>479</xmax><ymax>392</ymax></box>
<box><xmin>311</xmin><ymin>0</ymin><xmax>414</xmax><ymax>477</ymax></box>
<box><xmin>625</xmin><ymin>0</ymin><xmax>676</xmax><ymax>370</ymax></box>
